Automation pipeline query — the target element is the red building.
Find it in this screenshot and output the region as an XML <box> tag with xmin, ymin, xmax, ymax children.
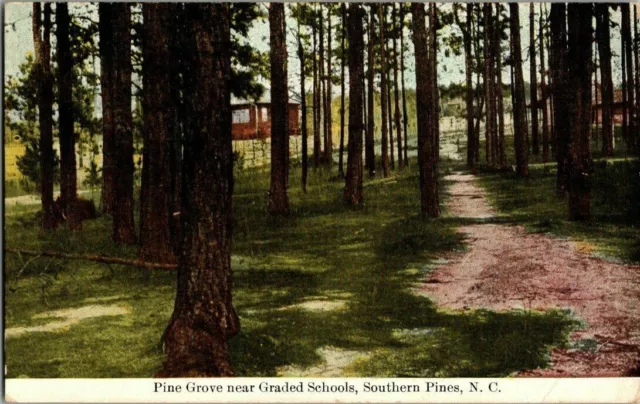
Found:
<box><xmin>232</xmin><ymin>102</ymin><xmax>300</xmax><ymax>140</ymax></box>
<box><xmin>591</xmin><ymin>89</ymin><xmax>625</xmax><ymax>125</ymax></box>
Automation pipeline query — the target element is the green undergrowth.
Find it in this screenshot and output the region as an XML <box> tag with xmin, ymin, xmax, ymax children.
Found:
<box><xmin>476</xmin><ymin>157</ymin><xmax>640</xmax><ymax>263</ymax></box>
<box><xmin>5</xmin><ymin>156</ymin><xmax>576</xmax><ymax>378</ymax></box>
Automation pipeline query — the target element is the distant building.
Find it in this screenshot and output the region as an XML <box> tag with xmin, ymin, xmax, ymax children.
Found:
<box><xmin>232</xmin><ymin>100</ymin><xmax>300</xmax><ymax>141</ymax></box>
<box><xmin>591</xmin><ymin>88</ymin><xmax>625</xmax><ymax>125</ymax></box>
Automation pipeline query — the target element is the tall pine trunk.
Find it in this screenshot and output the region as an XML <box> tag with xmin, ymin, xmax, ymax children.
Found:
<box><xmin>312</xmin><ymin>11</ymin><xmax>321</xmax><ymax>168</ymax></box>
<box><xmin>57</xmin><ymin>3</ymin><xmax>80</xmax><ymax>229</ymax></box>
<box><xmin>140</xmin><ymin>4</ymin><xmax>176</xmax><ymax>263</ymax></box>
<box><xmin>635</xmin><ymin>4</ymin><xmax>640</xmax><ymax>151</ymax></box>
<box><xmin>34</xmin><ymin>4</ymin><xmax>56</xmax><ymax>230</ymax></box>
<box><xmin>111</xmin><ymin>4</ymin><xmax>137</xmax><ymax>244</ymax></box>
<box><xmin>622</xmin><ymin>4</ymin><xmax>636</xmax><ymax>152</ymax></box>
<box><xmin>412</xmin><ymin>3</ymin><xmax>439</xmax><ymax>217</ymax></box>
<box><xmin>510</xmin><ymin>3</ymin><xmax>529</xmax><ymax>177</ymax></box>
<box><xmin>338</xmin><ymin>4</ymin><xmax>346</xmax><ymax>179</ymax></box>
<box><xmin>392</xmin><ymin>4</ymin><xmax>404</xmax><ymax>169</ymax></box>
<box><xmin>168</xmin><ymin>4</ymin><xmax>184</xmax><ymax>257</ymax></box>
<box><xmin>429</xmin><ymin>3</ymin><xmax>440</xmax><ymax>170</ymax></box>
<box><xmin>596</xmin><ymin>4</ymin><xmax>614</xmax><ymax>156</ymax></box>
<box><xmin>298</xmin><ymin>18</ymin><xmax>308</xmax><ymax>192</ymax></box>
<box><xmin>379</xmin><ymin>5</ymin><xmax>390</xmax><ymax>177</ymax></box>
<box><xmin>635</xmin><ymin>4</ymin><xmax>640</xmax><ymax>150</ymax></box>
<box><xmin>567</xmin><ymin>4</ymin><xmax>593</xmax><ymax>220</ymax></box>
<box><xmin>268</xmin><ymin>3</ymin><xmax>290</xmax><ymax>215</ymax></box>
<box><xmin>458</xmin><ymin>4</ymin><xmax>475</xmax><ymax>169</ymax></box>
<box><xmin>400</xmin><ymin>4</ymin><xmax>409</xmax><ymax>167</ymax></box>
<box><xmin>344</xmin><ymin>4</ymin><xmax>365</xmax><ymax>206</ymax></box>
<box><xmin>99</xmin><ymin>5</ymin><xmax>115</xmax><ymax>215</ymax></box>
<box><xmin>325</xmin><ymin>5</ymin><xmax>333</xmax><ymax>166</ymax></box>
<box><xmin>319</xmin><ymin>7</ymin><xmax>326</xmax><ymax>165</ymax></box>
<box><xmin>159</xmin><ymin>4</ymin><xmax>239</xmax><ymax>377</ymax></box>
<box><xmin>483</xmin><ymin>4</ymin><xmax>494</xmax><ymax>167</ymax></box>
<box><xmin>473</xmin><ymin>4</ymin><xmax>483</xmax><ymax>165</ymax></box>
<box><xmin>495</xmin><ymin>4</ymin><xmax>506</xmax><ymax>168</ymax></box>
<box><xmin>530</xmin><ymin>3</ymin><xmax>539</xmax><ymax>156</ymax></box>
<box><xmin>551</xmin><ymin>4</ymin><xmax>571</xmax><ymax>196</ymax></box>
<box><xmin>387</xmin><ymin>25</ymin><xmax>395</xmax><ymax>171</ymax></box>
<box><xmin>366</xmin><ymin>5</ymin><xmax>376</xmax><ymax>177</ymax></box>
<box><xmin>540</xmin><ymin>4</ymin><xmax>550</xmax><ymax>162</ymax></box>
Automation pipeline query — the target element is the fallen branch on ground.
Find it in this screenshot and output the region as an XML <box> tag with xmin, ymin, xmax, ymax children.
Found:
<box><xmin>5</xmin><ymin>248</ymin><xmax>178</xmax><ymax>270</ymax></box>
<box><xmin>595</xmin><ymin>334</ymin><xmax>640</xmax><ymax>350</ymax></box>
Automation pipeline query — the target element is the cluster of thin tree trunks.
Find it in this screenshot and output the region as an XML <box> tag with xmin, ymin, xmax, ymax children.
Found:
<box><xmin>28</xmin><ymin>3</ymin><xmax>639</xmax><ymax>376</ymax></box>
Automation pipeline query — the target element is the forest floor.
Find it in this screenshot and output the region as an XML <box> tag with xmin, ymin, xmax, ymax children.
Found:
<box><xmin>418</xmin><ymin>171</ymin><xmax>640</xmax><ymax>376</ymax></box>
<box><xmin>4</xmin><ymin>135</ymin><xmax>640</xmax><ymax>378</ymax></box>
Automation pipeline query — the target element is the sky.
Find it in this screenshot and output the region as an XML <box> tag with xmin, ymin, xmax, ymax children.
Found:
<box><xmin>4</xmin><ymin>2</ymin><xmax>628</xmax><ymax>102</ymax></box>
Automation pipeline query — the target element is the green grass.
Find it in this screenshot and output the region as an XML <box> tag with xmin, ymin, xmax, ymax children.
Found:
<box><xmin>5</xmin><ymin>156</ymin><xmax>577</xmax><ymax>378</ymax></box>
<box><xmin>476</xmin><ymin>157</ymin><xmax>640</xmax><ymax>263</ymax></box>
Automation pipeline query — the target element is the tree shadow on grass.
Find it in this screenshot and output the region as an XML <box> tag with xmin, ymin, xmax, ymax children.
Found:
<box><xmin>228</xmin><ymin>211</ymin><xmax>577</xmax><ymax>377</ymax></box>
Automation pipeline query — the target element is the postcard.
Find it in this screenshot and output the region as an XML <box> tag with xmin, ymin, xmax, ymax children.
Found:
<box><xmin>3</xmin><ymin>2</ymin><xmax>640</xmax><ymax>403</ymax></box>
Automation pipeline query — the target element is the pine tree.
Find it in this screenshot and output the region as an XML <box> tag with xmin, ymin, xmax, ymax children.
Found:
<box><xmin>567</xmin><ymin>4</ymin><xmax>593</xmax><ymax>220</ymax></box>
<box><xmin>379</xmin><ymin>5</ymin><xmax>390</xmax><ymax>177</ymax></box>
<box><xmin>344</xmin><ymin>4</ymin><xmax>365</xmax><ymax>206</ymax></box>
<box><xmin>139</xmin><ymin>4</ymin><xmax>176</xmax><ymax>263</ymax></box>
<box><xmin>510</xmin><ymin>3</ymin><xmax>529</xmax><ymax>177</ymax></box>
<box><xmin>366</xmin><ymin>5</ymin><xmax>376</xmax><ymax>177</ymax></box>
<box><xmin>268</xmin><ymin>3</ymin><xmax>290</xmax><ymax>216</ymax></box>
<box><xmin>159</xmin><ymin>4</ymin><xmax>239</xmax><ymax>377</ymax></box>
<box><xmin>412</xmin><ymin>3</ymin><xmax>439</xmax><ymax>217</ymax></box>
<box><xmin>57</xmin><ymin>3</ymin><xmax>80</xmax><ymax>229</ymax></box>
<box><xmin>33</xmin><ymin>3</ymin><xmax>56</xmax><ymax>230</ymax></box>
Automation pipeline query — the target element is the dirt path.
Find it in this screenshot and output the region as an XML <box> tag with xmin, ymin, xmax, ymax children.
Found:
<box><xmin>418</xmin><ymin>172</ymin><xmax>640</xmax><ymax>376</ymax></box>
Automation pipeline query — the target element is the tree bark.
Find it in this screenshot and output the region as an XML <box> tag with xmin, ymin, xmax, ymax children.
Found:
<box><xmin>387</xmin><ymin>26</ymin><xmax>395</xmax><ymax>171</ymax></box>
<box><xmin>622</xmin><ymin>14</ymin><xmax>629</xmax><ymax>150</ymax></box>
<box><xmin>567</xmin><ymin>4</ymin><xmax>593</xmax><ymax>221</ymax></box>
<box><xmin>379</xmin><ymin>5</ymin><xmax>390</xmax><ymax>177</ymax></box>
<box><xmin>99</xmin><ymin>4</ymin><xmax>115</xmax><ymax>215</ymax></box>
<box><xmin>159</xmin><ymin>4</ymin><xmax>239</xmax><ymax>377</ymax></box>
<box><xmin>366</xmin><ymin>5</ymin><xmax>376</xmax><ymax>177</ymax></box>
<box><xmin>551</xmin><ymin>3</ymin><xmax>570</xmax><ymax>195</ymax></box>
<box><xmin>456</xmin><ymin>4</ymin><xmax>476</xmax><ymax>169</ymax></box>
<box><xmin>539</xmin><ymin>4</ymin><xmax>550</xmax><ymax>163</ymax></box>
<box><xmin>268</xmin><ymin>3</ymin><xmax>290</xmax><ymax>216</ymax></box>
<box><xmin>57</xmin><ymin>3</ymin><xmax>80</xmax><ymax>230</ymax></box>
<box><xmin>430</xmin><ymin>3</ymin><xmax>440</xmax><ymax>170</ymax></box>
<box><xmin>473</xmin><ymin>4</ymin><xmax>483</xmax><ymax>165</ymax></box>
<box><xmin>344</xmin><ymin>4</ymin><xmax>365</xmax><ymax>206</ymax></box>
<box><xmin>312</xmin><ymin>10</ymin><xmax>321</xmax><ymax>168</ymax></box>
<box><xmin>635</xmin><ymin>4</ymin><xmax>640</xmax><ymax>152</ymax></box>
<box><xmin>298</xmin><ymin>18</ymin><xmax>309</xmax><ymax>192</ymax></box>
<box><xmin>510</xmin><ymin>3</ymin><xmax>529</xmax><ymax>178</ymax></box>
<box><xmin>622</xmin><ymin>4</ymin><xmax>636</xmax><ymax>153</ymax></box>
<box><xmin>33</xmin><ymin>4</ymin><xmax>56</xmax><ymax>230</ymax></box>
<box><xmin>338</xmin><ymin>3</ymin><xmax>346</xmax><ymax>179</ymax></box>
<box><xmin>111</xmin><ymin>4</ymin><xmax>137</xmax><ymax>244</ymax></box>
<box><xmin>596</xmin><ymin>4</ymin><xmax>614</xmax><ymax>157</ymax></box>
<box><xmin>530</xmin><ymin>3</ymin><xmax>539</xmax><ymax>156</ymax></box>
<box><xmin>140</xmin><ymin>4</ymin><xmax>177</xmax><ymax>263</ymax></box>
<box><xmin>319</xmin><ymin>8</ymin><xmax>327</xmax><ymax>165</ymax></box>
<box><xmin>325</xmin><ymin>5</ymin><xmax>333</xmax><ymax>166</ymax></box>
<box><xmin>393</xmin><ymin>4</ymin><xmax>404</xmax><ymax>170</ymax></box>
<box><xmin>400</xmin><ymin>4</ymin><xmax>409</xmax><ymax>167</ymax></box>
<box><xmin>168</xmin><ymin>5</ymin><xmax>185</xmax><ymax>257</ymax></box>
<box><xmin>495</xmin><ymin>4</ymin><xmax>506</xmax><ymax>168</ymax></box>
<box><xmin>412</xmin><ymin>3</ymin><xmax>439</xmax><ymax>217</ymax></box>
<box><xmin>483</xmin><ymin>4</ymin><xmax>495</xmax><ymax>167</ymax></box>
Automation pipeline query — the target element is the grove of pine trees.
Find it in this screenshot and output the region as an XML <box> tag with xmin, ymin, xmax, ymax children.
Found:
<box><xmin>12</xmin><ymin>2</ymin><xmax>640</xmax><ymax>376</ymax></box>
